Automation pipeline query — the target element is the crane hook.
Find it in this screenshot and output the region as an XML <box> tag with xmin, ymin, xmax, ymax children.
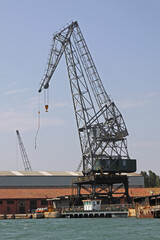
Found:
<box><xmin>45</xmin><ymin>105</ymin><xmax>49</xmax><ymax>112</ymax></box>
<box><xmin>44</xmin><ymin>88</ymin><xmax>49</xmax><ymax>112</ymax></box>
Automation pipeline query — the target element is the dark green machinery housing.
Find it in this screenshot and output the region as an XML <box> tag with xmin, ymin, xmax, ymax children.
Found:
<box><xmin>94</xmin><ymin>158</ymin><xmax>136</xmax><ymax>173</ymax></box>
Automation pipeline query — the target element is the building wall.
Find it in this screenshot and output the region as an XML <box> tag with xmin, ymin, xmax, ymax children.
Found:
<box><xmin>128</xmin><ymin>176</ymin><xmax>144</xmax><ymax>188</ymax></box>
<box><xmin>0</xmin><ymin>199</ymin><xmax>48</xmax><ymax>215</ymax></box>
<box><xmin>0</xmin><ymin>174</ymin><xmax>144</xmax><ymax>188</ymax></box>
<box><xmin>0</xmin><ymin>176</ymin><xmax>76</xmax><ymax>187</ymax></box>
<box><xmin>0</xmin><ymin>200</ymin><xmax>17</xmax><ymax>214</ymax></box>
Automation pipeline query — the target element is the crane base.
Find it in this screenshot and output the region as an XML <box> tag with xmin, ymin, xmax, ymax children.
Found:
<box><xmin>72</xmin><ymin>173</ymin><xmax>132</xmax><ymax>205</ymax></box>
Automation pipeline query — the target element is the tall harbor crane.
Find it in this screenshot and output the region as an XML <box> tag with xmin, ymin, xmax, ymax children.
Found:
<box><xmin>16</xmin><ymin>130</ymin><xmax>32</xmax><ymax>171</ymax></box>
<box><xmin>38</xmin><ymin>21</ymin><xmax>136</xmax><ymax>203</ymax></box>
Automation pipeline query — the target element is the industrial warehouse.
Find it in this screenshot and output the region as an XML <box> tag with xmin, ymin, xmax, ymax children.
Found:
<box><xmin>0</xmin><ymin>170</ymin><xmax>146</xmax><ymax>215</ymax></box>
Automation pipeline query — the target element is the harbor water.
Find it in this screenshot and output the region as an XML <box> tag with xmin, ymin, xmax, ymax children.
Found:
<box><xmin>0</xmin><ymin>218</ymin><xmax>159</xmax><ymax>240</ymax></box>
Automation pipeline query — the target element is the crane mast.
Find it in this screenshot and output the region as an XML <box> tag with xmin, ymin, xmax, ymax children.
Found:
<box><xmin>16</xmin><ymin>130</ymin><xmax>32</xmax><ymax>171</ymax></box>
<box><xmin>38</xmin><ymin>21</ymin><xmax>136</xmax><ymax>202</ymax></box>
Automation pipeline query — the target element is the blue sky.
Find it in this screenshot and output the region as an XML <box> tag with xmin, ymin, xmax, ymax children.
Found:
<box><xmin>0</xmin><ymin>0</ymin><xmax>160</xmax><ymax>174</ymax></box>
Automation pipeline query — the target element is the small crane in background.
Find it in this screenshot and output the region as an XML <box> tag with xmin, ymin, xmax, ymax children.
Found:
<box><xmin>16</xmin><ymin>130</ymin><xmax>32</xmax><ymax>171</ymax></box>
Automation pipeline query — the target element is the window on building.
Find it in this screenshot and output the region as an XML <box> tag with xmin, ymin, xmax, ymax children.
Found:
<box><xmin>0</xmin><ymin>201</ymin><xmax>2</xmax><ymax>204</ymax></box>
<box><xmin>116</xmin><ymin>199</ymin><xmax>120</xmax><ymax>204</ymax></box>
<box><xmin>123</xmin><ymin>160</ymin><xmax>126</xmax><ymax>167</ymax></box>
<box><xmin>107</xmin><ymin>160</ymin><xmax>111</xmax><ymax>167</ymax></box>
<box><xmin>30</xmin><ymin>200</ymin><xmax>37</xmax><ymax>211</ymax></box>
<box><xmin>19</xmin><ymin>206</ymin><xmax>25</xmax><ymax>214</ymax></box>
<box><xmin>19</xmin><ymin>200</ymin><xmax>25</xmax><ymax>206</ymax></box>
<box><xmin>7</xmin><ymin>200</ymin><xmax>14</xmax><ymax>204</ymax></box>
<box><xmin>41</xmin><ymin>200</ymin><xmax>48</xmax><ymax>206</ymax></box>
<box><xmin>7</xmin><ymin>207</ymin><xmax>10</xmax><ymax>213</ymax></box>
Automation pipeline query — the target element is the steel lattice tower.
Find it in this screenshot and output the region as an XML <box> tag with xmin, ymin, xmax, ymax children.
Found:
<box><xmin>38</xmin><ymin>21</ymin><xmax>136</xmax><ymax>203</ymax></box>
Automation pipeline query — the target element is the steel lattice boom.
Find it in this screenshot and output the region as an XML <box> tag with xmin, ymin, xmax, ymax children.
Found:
<box><xmin>16</xmin><ymin>130</ymin><xmax>32</xmax><ymax>171</ymax></box>
<box><xmin>38</xmin><ymin>21</ymin><xmax>136</xmax><ymax>176</ymax></box>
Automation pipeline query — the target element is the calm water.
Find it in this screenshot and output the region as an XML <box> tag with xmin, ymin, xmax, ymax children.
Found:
<box><xmin>0</xmin><ymin>218</ymin><xmax>159</xmax><ymax>240</ymax></box>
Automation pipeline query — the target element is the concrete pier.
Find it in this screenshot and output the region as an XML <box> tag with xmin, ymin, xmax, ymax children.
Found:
<box><xmin>0</xmin><ymin>211</ymin><xmax>61</xmax><ymax>220</ymax></box>
<box><xmin>61</xmin><ymin>210</ymin><xmax>128</xmax><ymax>218</ymax></box>
<box><xmin>0</xmin><ymin>210</ymin><xmax>129</xmax><ymax>219</ymax></box>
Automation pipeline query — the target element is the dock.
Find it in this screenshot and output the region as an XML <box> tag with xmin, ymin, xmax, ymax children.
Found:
<box><xmin>61</xmin><ymin>210</ymin><xmax>128</xmax><ymax>218</ymax></box>
<box><xmin>0</xmin><ymin>211</ymin><xmax>61</xmax><ymax>220</ymax></box>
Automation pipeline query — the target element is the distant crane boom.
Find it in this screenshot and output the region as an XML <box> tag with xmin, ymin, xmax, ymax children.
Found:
<box><xmin>16</xmin><ymin>130</ymin><xmax>32</xmax><ymax>171</ymax></box>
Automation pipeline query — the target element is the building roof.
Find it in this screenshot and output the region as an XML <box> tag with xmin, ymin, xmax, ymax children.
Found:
<box><xmin>0</xmin><ymin>187</ymin><xmax>159</xmax><ymax>200</ymax></box>
<box><xmin>0</xmin><ymin>188</ymin><xmax>73</xmax><ymax>199</ymax></box>
<box><xmin>134</xmin><ymin>193</ymin><xmax>160</xmax><ymax>201</ymax></box>
<box><xmin>0</xmin><ymin>171</ymin><xmax>143</xmax><ymax>188</ymax></box>
<box><xmin>129</xmin><ymin>188</ymin><xmax>160</xmax><ymax>198</ymax></box>
<box><xmin>0</xmin><ymin>171</ymin><xmax>141</xmax><ymax>177</ymax></box>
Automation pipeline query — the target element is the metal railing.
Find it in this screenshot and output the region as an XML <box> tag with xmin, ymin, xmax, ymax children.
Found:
<box><xmin>61</xmin><ymin>203</ymin><xmax>134</xmax><ymax>213</ymax></box>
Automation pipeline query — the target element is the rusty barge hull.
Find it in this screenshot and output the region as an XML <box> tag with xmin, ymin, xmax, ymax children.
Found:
<box><xmin>134</xmin><ymin>194</ymin><xmax>160</xmax><ymax>218</ymax></box>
